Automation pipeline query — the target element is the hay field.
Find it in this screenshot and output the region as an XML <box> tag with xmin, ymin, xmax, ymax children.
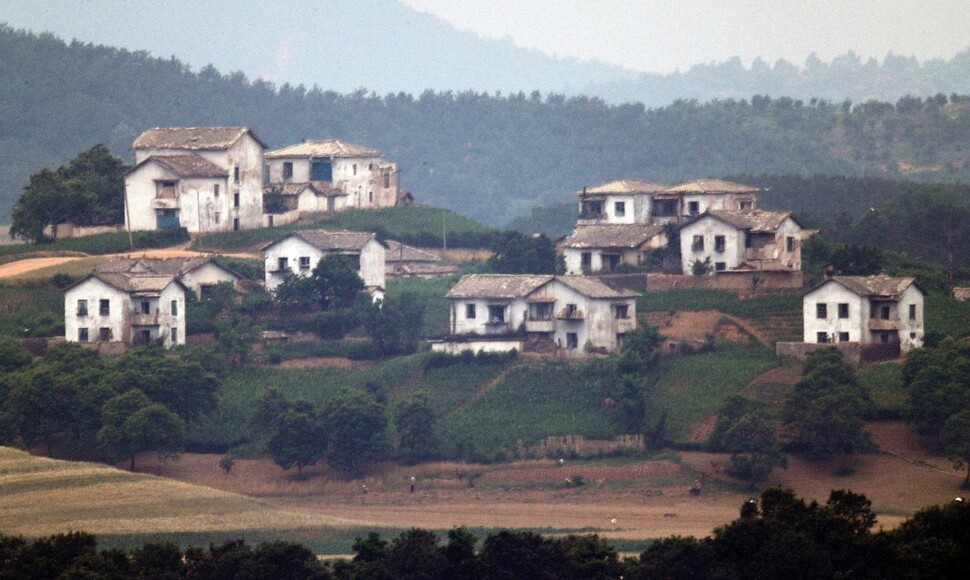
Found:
<box><xmin>0</xmin><ymin>447</ymin><xmax>356</xmax><ymax>537</ymax></box>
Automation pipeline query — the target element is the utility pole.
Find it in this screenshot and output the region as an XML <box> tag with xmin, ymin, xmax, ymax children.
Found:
<box><xmin>441</xmin><ymin>209</ymin><xmax>447</xmax><ymax>252</ymax></box>
<box><xmin>123</xmin><ymin>184</ymin><xmax>133</xmax><ymax>251</ymax></box>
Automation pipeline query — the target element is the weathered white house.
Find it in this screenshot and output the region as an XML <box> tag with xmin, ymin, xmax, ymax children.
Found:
<box><xmin>384</xmin><ymin>241</ymin><xmax>458</xmax><ymax>279</ymax></box>
<box><xmin>576</xmin><ymin>178</ymin><xmax>759</xmax><ymax>226</ymax></box>
<box><xmin>94</xmin><ymin>257</ymin><xmax>244</xmax><ymax>300</ymax></box>
<box><xmin>124</xmin><ymin>127</ymin><xmax>267</xmax><ymax>233</ymax></box>
<box><xmin>802</xmin><ymin>276</ymin><xmax>925</xmax><ymax>352</ymax></box>
<box><xmin>561</xmin><ymin>224</ymin><xmax>667</xmax><ymax>274</ymax></box>
<box><xmin>679</xmin><ymin>210</ymin><xmax>803</xmax><ymax>274</ymax></box>
<box><xmin>264</xmin><ymin>139</ymin><xmax>399</xmax><ymax>214</ymax></box>
<box><xmin>435</xmin><ymin>274</ymin><xmax>639</xmax><ymax>357</ymax></box>
<box><xmin>261</xmin><ymin>230</ymin><xmax>387</xmax><ymax>298</ymax></box>
<box><xmin>65</xmin><ymin>272</ymin><xmax>187</xmax><ymax>349</ymax></box>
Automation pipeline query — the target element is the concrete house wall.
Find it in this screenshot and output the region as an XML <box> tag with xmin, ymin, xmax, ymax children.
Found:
<box><xmin>65</xmin><ymin>278</ymin><xmax>186</xmax><ymax>348</ymax></box>
<box><xmin>267</xmin><ymin>156</ymin><xmax>397</xmax><ymax>210</ymax></box>
<box><xmin>263</xmin><ymin>236</ymin><xmax>385</xmax><ymax>293</ymax></box>
<box><xmin>680</xmin><ymin>216</ymin><xmax>746</xmax><ymax>273</ymax></box>
<box><xmin>448</xmin><ymin>296</ymin><xmax>530</xmax><ymax>336</ymax></box>
<box><xmin>178</xmin><ymin>263</ymin><xmax>241</xmax><ymax>299</ymax></box>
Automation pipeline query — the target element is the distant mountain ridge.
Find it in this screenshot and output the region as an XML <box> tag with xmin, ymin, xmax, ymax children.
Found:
<box><xmin>2</xmin><ymin>24</ymin><xmax>970</xmax><ymax>228</ymax></box>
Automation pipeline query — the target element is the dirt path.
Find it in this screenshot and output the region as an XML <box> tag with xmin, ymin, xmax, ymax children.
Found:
<box><xmin>0</xmin><ymin>257</ymin><xmax>83</xmax><ymax>278</ymax></box>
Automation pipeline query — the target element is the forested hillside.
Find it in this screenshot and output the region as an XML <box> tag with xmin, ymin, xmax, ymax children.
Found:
<box><xmin>3</xmin><ymin>25</ymin><xmax>970</xmax><ymax>226</ymax></box>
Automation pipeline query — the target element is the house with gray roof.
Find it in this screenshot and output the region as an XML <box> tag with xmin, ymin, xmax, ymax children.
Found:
<box><xmin>94</xmin><ymin>257</ymin><xmax>244</xmax><ymax>299</ymax></box>
<box><xmin>802</xmin><ymin>275</ymin><xmax>925</xmax><ymax>353</ymax></box>
<box><xmin>124</xmin><ymin>127</ymin><xmax>267</xmax><ymax>234</ymax></box>
<box><xmin>384</xmin><ymin>241</ymin><xmax>458</xmax><ymax>279</ymax></box>
<box><xmin>265</xmin><ymin>139</ymin><xmax>400</xmax><ymax>214</ymax></box>
<box><xmin>435</xmin><ymin>274</ymin><xmax>639</xmax><ymax>357</ymax></box>
<box><xmin>261</xmin><ymin>230</ymin><xmax>387</xmax><ymax>299</ymax></box>
<box><xmin>678</xmin><ymin>209</ymin><xmax>804</xmax><ymax>274</ymax></box>
<box><xmin>65</xmin><ymin>271</ymin><xmax>187</xmax><ymax>349</ymax></box>
<box><xmin>561</xmin><ymin>223</ymin><xmax>667</xmax><ymax>274</ymax></box>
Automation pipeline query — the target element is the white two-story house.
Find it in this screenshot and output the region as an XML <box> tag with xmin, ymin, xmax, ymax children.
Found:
<box><xmin>679</xmin><ymin>210</ymin><xmax>803</xmax><ymax>274</ymax></box>
<box><xmin>561</xmin><ymin>224</ymin><xmax>667</xmax><ymax>274</ymax></box>
<box><xmin>436</xmin><ymin>274</ymin><xmax>639</xmax><ymax>357</ymax></box>
<box><xmin>65</xmin><ymin>272</ymin><xmax>187</xmax><ymax>349</ymax></box>
<box><xmin>264</xmin><ymin>139</ymin><xmax>399</xmax><ymax>214</ymax></box>
<box><xmin>94</xmin><ymin>257</ymin><xmax>244</xmax><ymax>300</ymax></box>
<box><xmin>124</xmin><ymin>127</ymin><xmax>267</xmax><ymax>233</ymax></box>
<box><xmin>261</xmin><ymin>230</ymin><xmax>387</xmax><ymax>299</ymax></box>
<box><xmin>803</xmin><ymin>275</ymin><xmax>925</xmax><ymax>352</ymax></box>
<box><xmin>577</xmin><ymin>179</ymin><xmax>669</xmax><ymax>225</ymax></box>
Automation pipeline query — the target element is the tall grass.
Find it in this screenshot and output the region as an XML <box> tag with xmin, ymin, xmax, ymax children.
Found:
<box><xmin>858</xmin><ymin>362</ymin><xmax>906</xmax><ymax>417</ymax></box>
<box><xmin>385</xmin><ymin>276</ymin><xmax>457</xmax><ymax>337</ymax></box>
<box><xmin>925</xmin><ymin>294</ymin><xmax>970</xmax><ymax>339</ymax></box>
<box><xmin>0</xmin><ymin>229</ymin><xmax>188</xmax><ymax>259</ymax></box>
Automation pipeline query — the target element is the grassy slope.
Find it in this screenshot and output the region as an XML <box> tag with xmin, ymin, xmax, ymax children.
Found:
<box><xmin>196</xmin><ymin>207</ymin><xmax>490</xmax><ymax>251</ymax></box>
<box><xmin>0</xmin><ymin>447</ymin><xmax>352</xmax><ymax>538</ymax></box>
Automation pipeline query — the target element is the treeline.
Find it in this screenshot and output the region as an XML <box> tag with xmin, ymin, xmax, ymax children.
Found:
<box><xmin>4</xmin><ymin>488</ymin><xmax>970</xmax><ymax>579</ymax></box>
<box><xmin>5</xmin><ymin>25</ymin><xmax>970</xmax><ymax>225</ymax></box>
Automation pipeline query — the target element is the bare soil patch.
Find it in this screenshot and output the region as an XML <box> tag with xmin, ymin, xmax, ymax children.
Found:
<box><xmin>274</xmin><ymin>357</ymin><xmax>373</xmax><ymax>370</ymax></box>
<box><xmin>0</xmin><ymin>257</ymin><xmax>83</xmax><ymax>278</ymax></box>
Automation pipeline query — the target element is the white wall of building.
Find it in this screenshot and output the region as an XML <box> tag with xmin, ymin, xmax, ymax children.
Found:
<box><xmin>680</xmin><ymin>216</ymin><xmax>746</xmax><ymax>274</ymax></box>
<box><xmin>803</xmin><ymin>281</ymin><xmax>924</xmax><ymax>352</ymax></box>
<box><xmin>267</xmin><ymin>155</ymin><xmax>398</xmax><ymax>210</ymax></box>
<box><xmin>448</xmin><ymin>297</ymin><xmax>530</xmax><ymax>336</ymax></box>
<box><xmin>178</xmin><ymin>263</ymin><xmax>241</xmax><ymax>299</ymax></box>
<box><xmin>65</xmin><ymin>278</ymin><xmax>185</xmax><ymax>348</ymax></box>
<box><xmin>263</xmin><ymin>236</ymin><xmax>385</xmax><ymax>293</ymax></box>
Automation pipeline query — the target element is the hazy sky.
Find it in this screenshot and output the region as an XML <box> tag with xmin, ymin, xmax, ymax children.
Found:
<box><xmin>402</xmin><ymin>0</ymin><xmax>970</xmax><ymax>73</ymax></box>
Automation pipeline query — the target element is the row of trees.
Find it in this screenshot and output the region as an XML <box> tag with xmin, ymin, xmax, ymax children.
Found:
<box><xmin>5</xmin><ymin>488</ymin><xmax>970</xmax><ymax>578</ymax></box>
<box><xmin>0</xmin><ymin>340</ymin><xmax>221</xmax><ymax>468</ymax></box>
<box><xmin>250</xmin><ymin>386</ymin><xmax>440</xmax><ymax>475</ymax></box>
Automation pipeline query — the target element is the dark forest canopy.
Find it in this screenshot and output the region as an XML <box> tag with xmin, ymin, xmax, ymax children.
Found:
<box><xmin>3</xmin><ymin>25</ymin><xmax>970</xmax><ymax>227</ymax></box>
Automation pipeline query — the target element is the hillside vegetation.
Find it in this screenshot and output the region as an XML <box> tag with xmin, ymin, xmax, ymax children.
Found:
<box><xmin>5</xmin><ymin>26</ymin><xmax>970</xmax><ymax>226</ymax></box>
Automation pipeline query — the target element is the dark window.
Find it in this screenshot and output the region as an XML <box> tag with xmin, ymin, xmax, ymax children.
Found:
<box><xmin>744</xmin><ymin>234</ymin><xmax>752</xmax><ymax>248</ymax></box>
<box><xmin>99</xmin><ymin>327</ymin><xmax>112</xmax><ymax>341</ymax></box>
<box><xmin>909</xmin><ymin>304</ymin><xmax>917</xmax><ymax>320</ymax></box>
<box><xmin>77</xmin><ymin>300</ymin><xmax>88</xmax><ymax>316</ymax></box>
<box><xmin>299</xmin><ymin>256</ymin><xmax>311</xmax><ymax>271</ymax></box>
<box><xmin>614</xmin><ymin>304</ymin><xmax>629</xmax><ymax>319</ymax></box>
<box><xmin>487</xmin><ymin>305</ymin><xmax>505</xmax><ymax>323</ymax></box>
<box><xmin>816</xmin><ymin>303</ymin><xmax>827</xmax><ymax>319</ymax></box>
<box><xmin>580</xmin><ymin>252</ymin><xmax>592</xmax><ymax>268</ymax></box>
<box><xmin>233</xmin><ymin>218</ymin><xmax>240</xmax><ymax>231</ymax></box>
<box><xmin>140</xmin><ymin>301</ymin><xmax>150</xmax><ymax>314</ymax></box>
<box><xmin>171</xmin><ymin>300</ymin><xmax>178</xmax><ymax>316</ymax></box>
<box><xmin>786</xmin><ymin>236</ymin><xmax>796</xmax><ymax>252</ymax></box>
<box><xmin>277</xmin><ymin>257</ymin><xmax>289</xmax><ymax>271</ymax></box>
<box><xmin>740</xmin><ymin>200</ymin><xmax>753</xmax><ymax>210</ymax></box>
<box><xmin>369</xmin><ymin>191</ymin><xmax>373</xmax><ymax>203</ymax></box>
<box><xmin>233</xmin><ymin>167</ymin><xmax>240</xmax><ymax>183</ymax></box>
<box><xmin>282</xmin><ymin>162</ymin><xmax>293</xmax><ymax>179</ymax></box>
<box><xmin>614</xmin><ymin>201</ymin><xmax>625</xmax><ymax>217</ymax></box>
<box><xmin>817</xmin><ymin>331</ymin><xmax>828</xmax><ymax>343</ymax></box>
<box><xmin>99</xmin><ymin>299</ymin><xmax>110</xmax><ymax>316</ymax></box>
<box><xmin>688</xmin><ymin>201</ymin><xmax>699</xmax><ymax>215</ymax></box>
<box><xmin>838</xmin><ymin>303</ymin><xmax>849</xmax><ymax>318</ymax></box>
<box><xmin>78</xmin><ymin>328</ymin><xmax>89</xmax><ymax>342</ymax></box>
<box><xmin>652</xmin><ymin>198</ymin><xmax>678</xmax><ymax>217</ymax></box>
<box><xmin>566</xmin><ymin>333</ymin><xmax>578</xmax><ymax>349</ymax></box>
<box><xmin>353</xmin><ymin>163</ymin><xmax>357</xmax><ymax>176</ymax></box>
<box><xmin>881</xmin><ymin>306</ymin><xmax>890</xmax><ymax>320</ymax></box>
<box><xmin>839</xmin><ymin>332</ymin><xmax>850</xmax><ymax>342</ymax></box>
<box><xmin>213</xmin><ymin>184</ymin><xmax>220</xmax><ymax>197</ymax></box>
<box><xmin>714</xmin><ymin>235</ymin><xmax>725</xmax><ymax>252</ymax></box>
<box><xmin>870</xmin><ymin>303</ymin><xmax>877</xmax><ymax>318</ymax></box>
<box><xmin>692</xmin><ymin>235</ymin><xmax>704</xmax><ymax>252</ymax></box>
<box><xmin>465</xmin><ymin>304</ymin><xmax>476</xmax><ymax>319</ymax></box>
<box><xmin>565</xmin><ymin>304</ymin><xmax>578</xmax><ymax>317</ymax></box>
<box><xmin>383</xmin><ymin>173</ymin><xmax>390</xmax><ymax>188</ymax></box>
<box><xmin>214</xmin><ymin>212</ymin><xmax>221</xmax><ymax>224</ymax></box>
<box><xmin>171</xmin><ymin>327</ymin><xmax>178</xmax><ymax>342</ymax></box>
<box><xmin>532</xmin><ymin>303</ymin><xmax>552</xmax><ymax>321</ymax></box>
<box><xmin>233</xmin><ymin>193</ymin><xmax>240</xmax><ymax>208</ymax></box>
<box><xmin>311</xmin><ymin>160</ymin><xmax>332</xmax><ymax>181</ymax></box>
<box><xmin>603</xmin><ymin>254</ymin><xmax>620</xmax><ymax>271</ymax></box>
<box><xmin>880</xmin><ymin>332</ymin><xmax>890</xmax><ymax>343</ymax></box>
<box><xmin>715</xmin><ymin>262</ymin><xmax>726</xmax><ymax>271</ymax></box>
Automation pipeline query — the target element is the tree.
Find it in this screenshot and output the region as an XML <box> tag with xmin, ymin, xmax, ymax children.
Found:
<box><xmin>10</xmin><ymin>169</ymin><xmax>78</xmax><ymax>242</ymax></box>
<box><xmin>364</xmin><ymin>293</ymin><xmax>426</xmax><ymax>356</ymax></box>
<box><xmin>214</xmin><ymin>313</ymin><xmax>260</xmax><ymax>364</ymax></box>
<box><xmin>320</xmin><ymin>389</ymin><xmax>388</xmax><ymax>472</ymax></box>
<box><xmin>941</xmin><ymin>410</ymin><xmax>970</xmax><ymax>487</ymax></box>
<box><xmin>783</xmin><ymin>348</ymin><xmax>872</xmax><ymax>462</ymax></box>
<box><xmin>691</xmin><ymin>257</ymin><xmax>713</xmax><ymax>276</ymax></box>
<box><xmin>312</xmin><ymin>254</ymin><xmax>365</xmax><ymax>310</ymax></box>
<box><xmin>266</xmin><ymin>408</ymin><xmax>324</xmax><ymax>478</ymax></box>
<box><xmin>394</xmin><ymin>392</ymin><xmax>439</xmax><ymax>464</ymax></box>
<box><xmin>486</xmin><ymin>231</ymin><xmax>558</xmax><ymax>274</ymax></box>
<box><xmin>97</xmin><ymin>389</ymin><xmax>184</xmax><ymax>470</ymax></box>
<box><xmin>0</xmin><ymin>337</ymin><xmax>31</xmax><ymax>372</ymax></box>
<box><xmin>720</xmin><ymin>408</ymin><xmax>787</xmax><ymax>489</ymax></box>
<box><xmin>905</xmin><ymin>339</ymin><xmax>970</xmax><ymax>436</ymax></box>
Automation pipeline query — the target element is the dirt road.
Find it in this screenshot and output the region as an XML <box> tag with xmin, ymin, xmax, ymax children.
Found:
<box><xmin>0</xmin><ymin>247</ymin><xmax>258</xmax><ymax>280</ymax></box>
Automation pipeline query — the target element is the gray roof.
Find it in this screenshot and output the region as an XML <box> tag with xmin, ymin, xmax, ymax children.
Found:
<box><xmin>265</xmin><ymin>139</ymin><xmax>382</xmax><ymax>159</ymax></box>
<box><xmin>385</xmin><ymin>241</ymin><xmax>438</xmax><ymax>263</ymax></box>
<box><xmin>95</xmin><ymin>257</ymin><xmax>240</xmax><ymax>279</ymax></box>
<box><xmin>446</xmin><ymin>274</ymin><xmax>638</xmax><ymax>300</ymax></box>
<box><xmin>79</xmin><ymin>272</ymin><xmax>183</xmax><ymax>297</ymax></box>
<box><xmin>140</xmin><ymin>154</ymin><xmax>228</xmax><ymax>178</ymax></box>
<box><xmin>692</xmin><ymin>210</ymin><xmax>796</xmax><ymax>233</ymax></box>
<box><xmin>663</xmin><ymin>179</ymin><xmax>759</xmax><ymax>194</ymax></box>
<box><xmin>133</xmin><ymin>127</ymin><xmax>266</xmax><ymax>150</ymax></box>
<box><xmin>446</xmin><ymin>274</ymin><xmax>554</xmax><ymax>299</ymax></box>
<box><xmin>261</xmin><ymin>230</ymin><xmax>381</xmax><ymax>253</ymax></box>
<box><xmin>562</xmin><ymin>224</ymin><xmax>666</xmax><ymax>249</ymax></box>
<box><xmin>578</xmin><ymin>179</ymin><xmax>668</xmax><ymax>197</ymax></box>
<box><xmin>555</xmin><ymin>276</ymin><xmax>640</xmax><ymax>299</ymax></box>
<box><xmin>808</xmin><ymin>275</ymin><xmax>923</xmax><ymax>299</ymax></box>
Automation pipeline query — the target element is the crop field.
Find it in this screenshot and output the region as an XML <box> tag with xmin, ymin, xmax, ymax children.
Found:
<box><xmin>637</xmin><ymin>289</ymin><xmax>801</xmax><ymax>321</ymax></box>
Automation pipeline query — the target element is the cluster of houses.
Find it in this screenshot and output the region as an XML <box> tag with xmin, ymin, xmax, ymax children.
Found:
<box><xmin>123</xmin><ymin>127</ymin><xmax>407</xmax><ymax>234</ymax></box>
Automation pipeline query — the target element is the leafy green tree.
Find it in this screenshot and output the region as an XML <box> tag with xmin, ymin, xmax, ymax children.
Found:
<box><xmin>691</xmin><ymin>257</ymin><xmax>713</xmax><ymax>276</ymax></box>
<box><xmin>617</xmin><ymin>325</ymin><xmax>663</xmax><ymax>376</ymax></box>
<box><xmin>320</xmin><ymin>388</ymin><xmax>388</xmax><ymax>472</ymax></box>
<box><xmin>720</xmin><ymin>408</ymin><xmax>787</xmax><ymax>489</ymax></box>
<box><xmin>10</xmin><ymin>169</ymin><xmax>78</xmax><ymax>242</ymax></box>
<box><xmin>97</xmin><ymin>389</ymin><xmax>184</xmax><ymax>470</ymax></box>
<box><xmin>394</xmin><ymin>392</ymin><xmax>439</xmax><ymax>464</ymax></box>
<box><xmin>486</xmin><ymin>231</ymin><xmax>558</xmax><ymax>274</ymax></box>
<box><xmin>272</xmin><ymin>272</ymin><xmax>319</xmax><ymax>309</ymax></box>
<box><xmin>941</xmin><ymin>410</ymin><xmax>970</xmax><ymax>487</ymax></box>
<box><xmin>103</xmin><ymin>350</ymin><xmax>219</xmax><ymax>424</ymax></box>
<box><xmin>312</xmin><ymin>254</ymin><xmax>365</xmax><ymax>310</ymax></box>
<box><xmin>904</xmin><ymin>339</ymin><xmax>970</xmax><ymax>436</ymax></box>
<box><xmin>783</xmin><ymin>349</ymin><xmax>872</xmax><ymax>461</ymax></box>
<box><xmin>214</xmin><ymin>313</ymin><xmax>261</xmax><ymax>365</ymax></box>
<box><xmin>364</xmin><ymin>293</ymin><xmax>426</xmax><ymax>356</ymax></box>
<box><xmin>266</xmin><ymin>408</ymin><xmax>324</xmax><ymax>478</ymax></box>
<box><xmin>0</xmin><ymin>337</ymin><xmax>32</xmax><ymax>372</ymax></box>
